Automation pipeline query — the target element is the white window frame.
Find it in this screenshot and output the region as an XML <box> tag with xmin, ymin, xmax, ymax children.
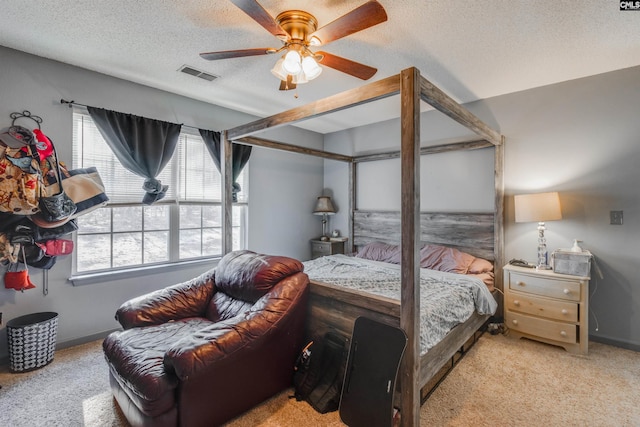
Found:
<box><xmin>69</xmin><ymin>110</ymin><xmax>248</xmax><ymax>284</ymax></box>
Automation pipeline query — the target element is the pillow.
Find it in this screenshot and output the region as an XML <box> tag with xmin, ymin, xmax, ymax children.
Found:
<box><xmin>468</xmin><ymin>272</ymin><xmax>495</xmax><ymax>291</ymax></box>
<box><xmin>355</xmin><ymin>242</ymin><xmax>402</xmax><ymax>264</ymax></box>
<box><xmin>468</xmin><ymin>257</ymin><xmax>494</xmax><ymax>274</ymax></box>
<box><xmin>419</xmin><ymin>244</ymin><xmax>476</xmax><ymax>274</ymax></box>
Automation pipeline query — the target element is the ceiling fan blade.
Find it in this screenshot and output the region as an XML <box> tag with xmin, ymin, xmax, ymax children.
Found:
<box><xmin>279</xmin><ymin>75</ymin><xmax>297</xmax><ymax>91</ymax></box>
<box><xmin>308</xmin><ymin>0</ymin><xmax>387</xmax><ymax>46</ymax></box>
<box><xmin>316</xmin><ymin>52</ymin><xmax>377</xmax><ymax>80</ymax></box>
<box><xmin>200</xmin><ymin>48</ymin><xmax>275</xmax><ymax>60</ymax></box>
<box><xmin>230</xmin><ymin>0</ymin><xmax>288</xmax><ymax>40</ymax></box>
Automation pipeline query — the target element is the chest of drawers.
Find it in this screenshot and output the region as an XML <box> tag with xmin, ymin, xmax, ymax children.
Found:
<box><xmin>503</xmin><ymin>264</ymin><xmax>589</xmax><ymax>355</ymax></box>
<box><xmin>310</xmin><ymin>239</ymin><xmax>345</xmax><ymax>260</ymax></box>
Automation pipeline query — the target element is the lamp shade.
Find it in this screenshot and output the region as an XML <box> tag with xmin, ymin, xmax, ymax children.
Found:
<box><xmin>514</xmin><ymin>192</ymin><xmax>562</xmax><ymax>223</ymax></box>
<box><xmin>313</xmin><ymin>196</ymin><xmax>336</xmax><ymax>215</ymax></box>
<box><xmin>283</xmin><ymin>50</ymin><xmax>302</xmax><ymax>74</ymax></box>
<box><xmin>292</xmin><ymin>70</ymin><xmax>308</xmax><ymax>84</ymax></box>
<box><xmin>270</xmin><ymin>57</ymin><xmax>288</xmax><ymax>81</ymax></box>
<box><xmin>302</xmin><ymin>56</ymin><xmax>322</xmax><ymax>80</ymax></box>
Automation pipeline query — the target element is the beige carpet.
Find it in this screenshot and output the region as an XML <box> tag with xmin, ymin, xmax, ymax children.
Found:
<box><xmin>0</xmin><ymin>333</ymin><xmax>638</xmax><ymax>426</ymax></box>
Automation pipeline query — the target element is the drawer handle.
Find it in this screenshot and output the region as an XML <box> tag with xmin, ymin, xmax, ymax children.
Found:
<box><xmin>563</xmin><ymin>289</ymin><xmax>571</xmax><ymax>295</ymax></box>
<box><xmin>513</xmin><ymin>300</ymin><xmax>520</xmax><ymax>306</ymax></box>
<box><xmin>560</xmin><ymin>331</ymin><xmax>567</xmax><ymax>337</ymax></box>
<box><xmin>561</xmin><ymin>309</ymin><xmax>568</xmax><ymax>315</ymax></box>
<box><xmin>516</xmin><ymin>281</ymin><xmax>525</xmax><ymax>287</ymax></box>
<box><xmin>511</xmin><ymin>319</ymin><xmax>519</xmax><ymax>326</ymax></box>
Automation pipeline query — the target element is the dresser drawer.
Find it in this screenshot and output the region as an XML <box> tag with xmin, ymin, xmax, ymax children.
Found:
<box><xmin>506</xmin><ymin>312</ymin><xmax>577</xmax><ymax>344</ymax></box>
<box><xmin>311</xmin><ymin>242</ymin><xmax>331</xmax><ymax>255</ymax></box>
<box><xmin>310</xmin><ymin>240</ymin><xmax>346</xmax><ymax>260</ymax></box>
<box><xmin>506</xmin><ymin>292</ymin><xmax>578</xmax><ymax>322</ymax></box>
<box><xmin>509</xmin><ymin>272</ymin><xmax>581</xmax><ymax>302</ymax></box>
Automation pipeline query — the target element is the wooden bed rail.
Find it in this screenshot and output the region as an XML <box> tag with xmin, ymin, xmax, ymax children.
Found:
<box><xmin>419</xmin><ymin>77</ymin><xmax>502</xmax><ymax>146</ymax></box>
<box><xmin>226</xmin><ymin>74</ymin><xmax>401</xmax><ymax>140</ymax></box>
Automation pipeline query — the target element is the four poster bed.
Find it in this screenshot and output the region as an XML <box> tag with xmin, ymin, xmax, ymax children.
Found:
<box><xmin>222</xmin><ymin>67</ymin><xmax>505</xmax><ymax>426</ymax></box>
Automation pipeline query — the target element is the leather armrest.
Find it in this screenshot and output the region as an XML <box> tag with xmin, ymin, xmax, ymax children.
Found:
<box><xmin>164</xmin><ymin>271</ymin><xmax>309</xmax><ymax>379</ymax></box>
<box><xmin>116</xmin><ymin>269</ymin><xmax>216</xmax><ymax>329</ymax></box>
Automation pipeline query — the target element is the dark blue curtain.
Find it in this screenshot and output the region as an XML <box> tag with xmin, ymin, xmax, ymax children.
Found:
<box><xmin>198</xmin><ymin>129</ymin><xmax>252</xmax><ymax>203</ymax></box>
<box><xmin>87</xmin><ymin>107</ymin><xmax>181</xmax><ymax>204</ymax></box>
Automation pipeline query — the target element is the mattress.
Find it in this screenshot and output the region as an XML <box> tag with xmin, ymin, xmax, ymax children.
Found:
<box><xmin>303</xmin><ymin>254</ymin><xmax>497</xmax><ymax>355</ymax></box>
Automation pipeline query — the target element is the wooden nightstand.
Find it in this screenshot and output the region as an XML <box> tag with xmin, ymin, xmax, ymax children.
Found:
<box><xmin>310</xmin><ymin>239</ymin><xmax>346</xmax><ymax>260</ymax></box>
<box><xmin>503</xmin><ymin>264</ymin><xmax>589</xmax><ymax>355</ymax></box>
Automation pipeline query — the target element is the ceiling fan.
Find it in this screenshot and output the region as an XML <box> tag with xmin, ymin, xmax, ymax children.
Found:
<box><xmin>200</xmin><ymin>0</ymin><xmax>388</xmax><ymax>90</ymax></box>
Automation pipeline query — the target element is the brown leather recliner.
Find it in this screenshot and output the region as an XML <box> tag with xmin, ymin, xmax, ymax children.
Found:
<box><xmin>102</xmin><ymin>250</ymin><xmax>310</xmax><ymax>427</ymax></box>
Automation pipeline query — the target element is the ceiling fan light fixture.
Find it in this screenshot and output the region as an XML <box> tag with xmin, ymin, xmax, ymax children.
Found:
<box><xmin>301</xmin><ymin>55</ymin><xmax>322</xmax><ymax>80</ymax></box>
<box><xmin>200</xmin><ymin>1</ymin><xmax>387</xmax><ymax>88</ymax></box>
<box><xmin>292</xmin><ymin>70</ymin><xmax>308</xmax><ymax>85</ymax></box>
<box><xmin>270</xmin><ymin>57</ymin><xmax>288</xmax><ymax>81</ymax></box>
<box><xmin>282</xmin><ymin>50</ymin><xmax>302</xmax><ymax>74</ymax></box>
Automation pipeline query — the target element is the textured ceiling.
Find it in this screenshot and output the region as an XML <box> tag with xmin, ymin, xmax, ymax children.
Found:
<box><xmin>1</xmin><ymin>0</ymin><xmax>639</xmax><ymax>134</ymax></box>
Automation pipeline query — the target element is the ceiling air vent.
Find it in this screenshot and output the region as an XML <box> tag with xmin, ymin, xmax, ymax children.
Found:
<box><xmin>178</xmin><ymin>65</ymin><xmax>219</xmax><ymax>82</ymax></box>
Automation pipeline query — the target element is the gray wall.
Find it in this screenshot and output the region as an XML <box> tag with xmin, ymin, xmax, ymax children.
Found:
<box><xmin>0</xmin><ymin>46</ymin><xmax>324</xmax><ymax>361</ymax></box>
<box><xmin>324</xmin><ymin>66</ymin><xmax>640</xmax><ymax>350</ymax></box>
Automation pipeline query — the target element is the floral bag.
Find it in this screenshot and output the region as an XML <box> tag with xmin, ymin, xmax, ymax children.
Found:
<box><xmin>0</xmin><ymin>125</ymin><xmax>43</xmax><ymax>215</ymax></box>
<box><xmin>0</xmin><ymin>146</ymin><xmax>42</xmax><ymax>215</ymax></box>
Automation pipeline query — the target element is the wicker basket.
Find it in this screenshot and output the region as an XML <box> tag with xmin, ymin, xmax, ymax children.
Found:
<box><xmin>6</xmin><ymin>312</ymin><xmax>59</xmax><ymax>372</ymax></box>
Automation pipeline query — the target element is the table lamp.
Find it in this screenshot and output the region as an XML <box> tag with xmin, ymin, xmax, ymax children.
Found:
<box><xmin>313</xmin><ymin>196</ymin><xmax>336</xmax><ymax>241</ymax></box>
<box><xmin>514</xmin><ymin>191</ymin><xmax>562</xmax><ymax>269</ymax></box>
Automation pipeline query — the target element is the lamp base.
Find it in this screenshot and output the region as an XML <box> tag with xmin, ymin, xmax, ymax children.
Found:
<box><xmin>536</xmin><ymin>222</ymin><xmax>551</xmax><ymax>271</ymax></box>
<box><xmin>320</xmin><ymin>235</ymin><xmax>329</xmax><ymax>242</ymax></box>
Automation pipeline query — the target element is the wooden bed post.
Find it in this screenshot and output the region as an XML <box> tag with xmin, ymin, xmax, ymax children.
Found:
<box><xmin>400</xmin><ymin>67</ymin><xmax>421</xmax><ymax>427</ymax></box>
<box><xmin>349</xmin><ymin>161</ymin><xmax>356</xmax><ymax>254</ymax></box>
<box><xmin>221</xmin><ymin>130</ymin><xmax>233</xmax><ymax>255</ymax></box>
<box><xmin>494</xmin><ymin>136</ymin><xmax>505</xmax><ymax>291</ymax></box>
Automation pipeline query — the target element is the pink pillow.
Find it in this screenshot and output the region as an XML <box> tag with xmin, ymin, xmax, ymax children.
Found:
<box><xmin>468</xmin><ymin>257</ymin><xmax>494</xmax><ymax>274</ymax></box>
<box><xmin>356</xmin><ymin>242</ymin><xmax>402</xmax><ymax>264</ymax></box>
<box><xmin>468</xmin><ymin>272</ymin><xmax>495</xmax><ymax>291</ymax></box>
<box><xmin>419</xmin><ymin>244</ymin><xmax>475</xmax><ymax>274</ymax></box>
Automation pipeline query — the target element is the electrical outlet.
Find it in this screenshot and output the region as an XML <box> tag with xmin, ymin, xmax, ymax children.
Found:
<box><xmin>610</xmin><ymin>210</ymin><xmax>623</xmax><ymax>225</ymax></box>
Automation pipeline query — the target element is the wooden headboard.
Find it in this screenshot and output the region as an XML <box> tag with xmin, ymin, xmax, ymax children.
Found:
<box><xmin>353</xmin><ymin>210</ymin><xmax>495</xmax><ymax>261</ymax></box>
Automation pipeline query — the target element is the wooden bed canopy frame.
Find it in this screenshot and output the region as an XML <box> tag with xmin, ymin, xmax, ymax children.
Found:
<box><xmin>222</xmin><ymin>67</ymin><xmax>505</xmax><ymax>426</ymax></box>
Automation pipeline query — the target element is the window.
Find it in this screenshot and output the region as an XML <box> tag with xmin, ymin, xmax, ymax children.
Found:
<box><xmin>71</xmin><ymin>111</ymin><xmax>248</xmax><ymax>274</ymax></box>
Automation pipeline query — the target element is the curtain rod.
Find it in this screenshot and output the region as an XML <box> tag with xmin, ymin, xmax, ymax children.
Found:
<box><xmin>59</xmin><ymin>99</ymin><xmax>215</xmax><ymax>134</ymax></box>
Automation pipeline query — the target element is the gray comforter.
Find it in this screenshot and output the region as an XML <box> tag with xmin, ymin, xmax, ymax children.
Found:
<box><xmin>303</xmin><ymin>254</ymin><xmax>497</xmax><ymax>355</ymax></box>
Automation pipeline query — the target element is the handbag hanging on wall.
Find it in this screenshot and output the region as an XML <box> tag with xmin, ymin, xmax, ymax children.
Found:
<box><xmin>0</xmin><ymin>113</ymin><xmax>46</xmax><ymax>215</ymax></box>
<box><xmin>30</xmin><ymin>163</ymin><xmax>108</xmax><ymax>227</ymax></box>
<box><xmin>60</xmin><ymin>165</ymin><xmax>109</xmax><ymax>218</ymax></box>
<box><xmin>0</xmin><ymin>141</ymin><xmax>42</xmax><ymax>215</ymax></box>
<box><xmin>4</xmin><ymin>246</ymin><xmax>37</xmax><ymax>292</ymax></box>
<box><xmin>0</xmin><ymin>232</ymin><xmax>19</xmax><ymax>263</ymax></box>
<box><xmin>7</xmin><ymin>217</ymin><xmax>75</xmax><ymax>241</ymax></box>
<box><xmin>36</xmin><ymin>239</ymin><xmax>73</xmax><ymax>257</ymax></box>
<box><xmin>35</xmin><ymin>140</ymin><xmax>76</xmax><ymax>224</ymax></box>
